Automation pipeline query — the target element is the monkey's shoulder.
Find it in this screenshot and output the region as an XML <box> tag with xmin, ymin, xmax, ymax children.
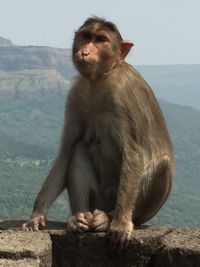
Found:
<box><xmin>66</xmin><ymin>66</ymin><xmax>158</xmax><ymax>116</ymax></box>
<box><xmin>108</xmin><ymin>62</ymin><xmax>152</xmax><ymax>93</ymax></box>
<box><xmin>104</xmin><ymin>62</ymin><xmax>156</xmax><ymax>105</ymax></box>
<box><xmin>66</xmin><ymin>76</ymin><xmax>91</xmax><ymax>104</ymax></box>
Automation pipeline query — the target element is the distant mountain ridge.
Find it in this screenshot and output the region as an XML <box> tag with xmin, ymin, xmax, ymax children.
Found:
<box><xmin>0</xmin><ymin>36</ymin><xmax>14</xmax><ymax>47</ymax></box>
<box><xmin>0</xmin><ymin>37</ymin><xmax>75</xmax><ymax>97</ymax></box>
<box><xmin>0</xmin><ymin>45</ymin><xmax>74</xmax><ymax>80</ymax></box>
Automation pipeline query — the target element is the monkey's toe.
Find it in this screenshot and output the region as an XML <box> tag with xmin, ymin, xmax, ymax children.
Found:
<box><xmin>91</xmin><ymin>209</ymin><xmax>110</xmax><ymax>232</ymax></box>
<box><xmin>67</xmin><ymin>212</ymin><xmax>93</xmax><ymax>232</ymax></box>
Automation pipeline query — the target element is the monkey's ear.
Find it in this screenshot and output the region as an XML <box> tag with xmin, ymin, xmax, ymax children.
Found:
<box><xmin>120</xmin><ymin>41</ymin><xmax>134</xmax><ymax>60</ymax></box>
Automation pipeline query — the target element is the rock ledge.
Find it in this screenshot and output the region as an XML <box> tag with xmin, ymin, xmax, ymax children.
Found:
<box><xmin>0</xmin><ymin>221</ymin><xmax>199</xmax><ymax>267</ymax></box>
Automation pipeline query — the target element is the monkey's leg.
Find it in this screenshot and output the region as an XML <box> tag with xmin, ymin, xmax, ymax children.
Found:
<box><xmin>91</xmin><ymin>155</ymin><xmax>120</xmax><ymax>232</ymax></box>
<box><xmin>67</xmin><ymin>141</ymin><xmax>98</xmax><ymax>232</ymax></box>
<box><xmin>134</xmin><ymin>155</ymin><xmax>173</xmax><ymax>225</ymax></box>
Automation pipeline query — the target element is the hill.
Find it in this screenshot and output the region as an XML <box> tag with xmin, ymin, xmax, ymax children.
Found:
<box><xmin>0</xmin><ymin>36</ymin><xmax>14</xmax><ymax>47</ymax></box>
<box><xmin>150</xmin><ymin>101</ymin><xmax>200</xmax><ymax>226</ymax></box>
<box><xmin>0</xmin><ymin>40</ymin><xmax>73</xmax><ymax>219</ymax></box>
<box><xmin>137</xmin><ymin>64</ymin><xmax>200</xmax><ymax>110</ymax></box>
<box><xmin>0</xmin><ymin>45</ymin><xmax>74</xmax><ymax>80</ymax></box>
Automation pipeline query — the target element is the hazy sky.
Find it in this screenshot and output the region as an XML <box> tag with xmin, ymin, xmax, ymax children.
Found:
<box><xmin>0</xmin><ymin>0</ymin><xmax>200</xmax><ymax>65</ymax></box>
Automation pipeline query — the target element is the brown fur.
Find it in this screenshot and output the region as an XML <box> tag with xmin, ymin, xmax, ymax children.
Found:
<box><xmin>23</xmin><ymin>17</ymin><xmax>174</xmax><ymax>252</ymax></box>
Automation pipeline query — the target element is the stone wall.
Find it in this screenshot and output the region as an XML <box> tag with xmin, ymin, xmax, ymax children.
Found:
<box><xmin>0</xmin><ymin>221</ymin><xmax>199</xmax><ymax>267</ymax></box>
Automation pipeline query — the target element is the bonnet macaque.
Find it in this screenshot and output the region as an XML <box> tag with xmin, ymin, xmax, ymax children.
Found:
<box><xmin>23</xmin><ymin>17</ymin><xmax>174</xmax><ymax>252</ymax></box>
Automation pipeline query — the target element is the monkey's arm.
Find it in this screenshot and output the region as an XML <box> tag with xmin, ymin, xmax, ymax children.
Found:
<box><xmin>23</xmin><ymin>110</ymin><xmax>81</xmax><ymax>231</ymax></box>
<box><xmin>109</xmin><ymin>134</ymin><xmax>143</xmax><ymax>251</ymax></box>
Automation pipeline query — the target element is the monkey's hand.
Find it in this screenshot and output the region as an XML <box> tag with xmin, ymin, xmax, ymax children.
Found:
<box><xmin>108</xmin><ymin>218</ymin><xmax>133</xmax><ymax>253</ymax></box>
<box><xmin>67</xmin><ymin>212</ymin><xmax>93</xmax><ymax>232</ymax></box>
<box><xmin>91</xmin><ymin>209</ymin><xmax>110</xmax><ymax>232</ymax></box>
<box><xmin>22</xmin><ymin>212</ymin><xmax>46</xmax><ymax>231</ymax></box>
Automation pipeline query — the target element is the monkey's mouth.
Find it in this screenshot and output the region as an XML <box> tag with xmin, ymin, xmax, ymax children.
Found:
<box><xmin>75</xmin><ymin>58</ymin><xmax>98</xmax><ymax>74</ymax></box>
<box><xmin>77</xmin><ymin>56</ymin><xmax>98</xmax><ymax>65</ymax></box>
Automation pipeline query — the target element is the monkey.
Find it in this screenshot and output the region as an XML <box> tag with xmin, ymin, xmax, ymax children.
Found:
<box><xmin>23</xmin><ymin>17</ymin><xmax>174</xmax><ymax>252</ymax></box>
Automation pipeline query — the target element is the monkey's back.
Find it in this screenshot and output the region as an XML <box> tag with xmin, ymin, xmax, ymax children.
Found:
<box><xmin>107</xmin><ymin>62</ymin><xmax>174</xmax><ymax>159</ymax></box>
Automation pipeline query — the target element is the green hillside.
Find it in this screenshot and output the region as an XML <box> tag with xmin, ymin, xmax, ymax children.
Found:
<box><xmin>150</xmin><ymin>101</ymin><xmax>200</xmax><ymax>226</ymax></box>
<box><xmin>0</xmin><ymin>40</ymin><xmax>72</xmax><ymax>220</ymax></box>
<box><xmin>0</xmin><ymin>81</ymin><xmax>70</xmax><ymax>220</ymax></box>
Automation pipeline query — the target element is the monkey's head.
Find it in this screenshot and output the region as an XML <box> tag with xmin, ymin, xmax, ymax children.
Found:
<box><xmin>73</xmin><ymin>17</ymin><xmax>133</xmax><ymax>80</ymax></box>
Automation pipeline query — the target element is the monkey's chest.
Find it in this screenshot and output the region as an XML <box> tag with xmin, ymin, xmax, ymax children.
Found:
<box><xmin>82</xmin><ymin>109</ymin><xmax>120</xmax><ymax>159</ymax></box>
<box><xmin>78</xmin><ymin>88</ymin><xmax>121</xmax><ymax>157</ymax></box>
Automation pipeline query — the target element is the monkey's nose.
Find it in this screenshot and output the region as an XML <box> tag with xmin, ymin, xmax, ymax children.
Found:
<box><xmin>82</xmin><ymin>50</ymin><xmax>89</xmax><ymax>56</ymax></box>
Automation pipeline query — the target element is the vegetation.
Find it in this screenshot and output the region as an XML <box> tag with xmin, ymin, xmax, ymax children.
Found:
<box><xmin>150</xmin><ymin>101</ymin><xmax>200</xmax><ymax>226</ymax></box>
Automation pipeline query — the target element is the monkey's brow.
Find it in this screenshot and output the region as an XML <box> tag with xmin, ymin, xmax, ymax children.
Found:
<box><xmin>79</xmin><ymin>29</ymin><xmax>110</xmax><ymax>40</ymax></box>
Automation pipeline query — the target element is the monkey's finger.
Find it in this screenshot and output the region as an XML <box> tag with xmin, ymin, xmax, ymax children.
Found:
<box><xmin>33</xmin><ymin>223</ymin><xmax>40</xmax><ymax>231</ymax></box>
<box><xmin>112</xmin><ymin>231</ymin><xmax>123</xmax><ymax>244</ymax></box>
<box><xmin>93</xmin><ymin>209</ymin><xmax>102</xmax><ymax>216</ymax></box>
<box><xmin>68</xmin><ymin>222</ymin><xmax>84</xmax><ymax>232</ymax></box>
<box><xmin>93</xmin><ymin>220</ymin><xmax>109</xmax><ymax>232</ymax></box>
<box><xmin>93</xmin><ymin>223</ymin><xmax>105</xmax><ymax>230</ymax></box>
<box><xmin>67</xmin><ymin>222</ymin><xmax>77</xmax><ymax>232</ymax></box>
<box><xmin>28</xmin><ymin>225</ymin><xmax>34</xmax><ymax>232</ymax></box>
<box><xmin>93</xmin><ymin>224</ymin><xmax>105</xmax><ymax>232</ymax></box>
<box><xmin>76</xmin><ymin>221</ymin><xmax>90</xmax><ymax>231</ymax></box>
<box><xmin>38</xmin><ymin>223</ymin><xmax>45</xmax><ymax>230</ymax></box>
<box><xmin>40</xmin><ymin>219</ymin><xmax>46</xmax><ymax>227</ymax></box>
<box><xmin>39</xmin><ymin>221</ymin><xmax>46</xmax><ymax>230</ymax></box>
<box><xmin>22</xmin><ymin>222</ymin><xmax>33</xmax><ymax>232</ymax></box>
<box><xmin>84</xmin><ymin>211</ymin><xmax>93</xmax><ymax>221</ymax></box>
<box><xmin>77</xmin><ymin>213</ymin><xmax>90</xmax><ymax>225</ymax></box>
<box><xmin>77</xmin><ymin>218</ymin><xmax>90</xmax><ymax>226</ymax></box>
<box><xmin>22</xmin><ymin>223</ymin><xmax>28</xmax><ymax>231</ymax></box>
<box><xmin>123</xmin><ymin>239</ymin><xmax>130</xmax><ymax>251</ymax></box>
<box><xmin>114</xmin><ymin>235</ymin><xmax>125</xmax><ymax>254</ymax></box>
<box><xmin>109</xmin><ymin>231</ymin><xmax>122</xmax><ymax>253</ymax></box>
<box><xmin>108</xmin><ymin>230</ymin><xmax>117</xmax><ymax>243</ymax></box>
<box><xmin>116</xmin><ymin>235</ymin><xmax>130</xmax><ymax>254</ymax></box>
<box><xmin>109</xmin><ymin>239</ymin><xmax>120</xmax><ymax>254</ymax></box>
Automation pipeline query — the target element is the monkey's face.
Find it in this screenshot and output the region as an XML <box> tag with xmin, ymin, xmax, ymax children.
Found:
<box><xmin>73</xmin><ymin>23</ymin><xmax>120</xmax><ymax>79</ymax></box>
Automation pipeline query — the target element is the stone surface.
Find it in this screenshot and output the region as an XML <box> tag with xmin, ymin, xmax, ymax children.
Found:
<box><xmin>155</xmin><ymin>228</ymin><xmax>200</xmax><ymax>267</ymax></box>
<box><xmin>0</xmin><ymin>229</ymin><xmax>52</xmax><ymax>267</ymax></box>
<box><xmin>0</xmin><ymin>221</ymin><xmax>200</xmax><ymax>267</ymax></box>
<box><xmin>0</xmin><ymin>259</ymin><xmax>40</xmax><ymax>267</ymax></box>
<box><xmin>50</xmin><ymin>226</ymin><xmax>170</xmax><ymax>267</ymax></box>
<box><xmin>0</xmin><ymin>220</ymin><xmax>66</xmax><ymax>232</ymax></box>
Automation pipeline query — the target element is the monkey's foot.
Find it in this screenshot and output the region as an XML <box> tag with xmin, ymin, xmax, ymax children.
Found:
<box><xmin>67</xmin><ymin>212</ymin><xmax>93</xmax><ymax>232</ymax></box>
<box><xmin>91</xmin><ymin>209</ymin><xmax>110</xmax><ymax>232</ymax></box>
<box><xmin>22</xmin><ymin>212</ymin><xmax>46</xmax><ymax>231</ymax></box>
<box><xmin>108</xmin><ymin>219</ymin><xmax>133</xmax><ymax>253</ymax></box>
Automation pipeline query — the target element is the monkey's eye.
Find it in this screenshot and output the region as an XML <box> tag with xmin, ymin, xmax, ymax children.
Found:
<box><xmin>82</xmin><ymin>32</ymin><xmax>92</xmax><ymax>41</ymax></box>
<box><xmin>95</xmin><ymin>35</ymin><xmax>108</xmax><ymax>43</ymax></box>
